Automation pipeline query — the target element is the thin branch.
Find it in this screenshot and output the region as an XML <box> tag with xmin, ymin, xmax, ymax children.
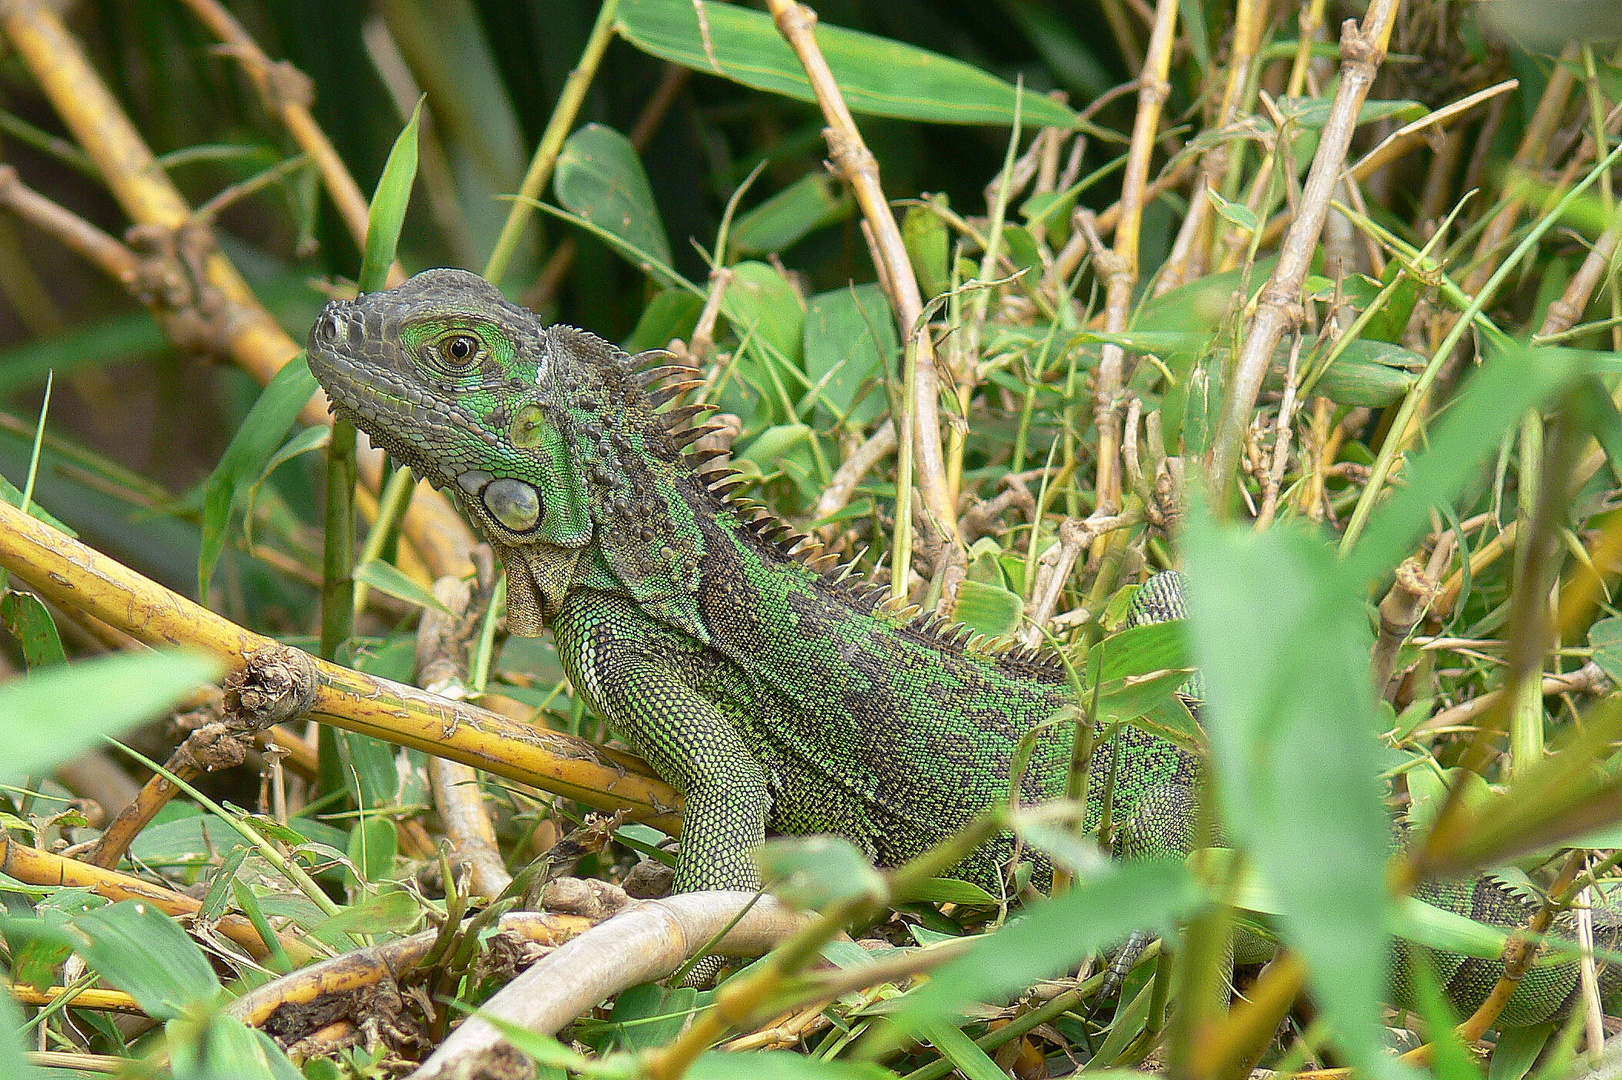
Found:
<box><xmin>1206</xmin><ymin>1</ymin><xmax>1401</xmax><ymax>501</ymax></box>
<box><xmin>764</xmin><ymin>0</ymin><xmax>960</xmax><ymax>554</ymax></box>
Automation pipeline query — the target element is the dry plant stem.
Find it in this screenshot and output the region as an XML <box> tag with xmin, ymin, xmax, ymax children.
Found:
<box><xmin>6</xmin><ymin>984</ymin><xmax>143</xmax><ymax>1015</ymax></box>
<box><xmin>813</xmin><ymin>419</ymin><xmax>897</xmax><ymax>524</ymax></box>
<box><xmin>483</xmin><ymin>0</ymin><xmax>620</xmax><ymax>285</ymax></box>
<box><xmin>1557</xmin><ymin>509</ymin><xmax>1622</xmax><ymax>646</ymax></box>
<box><xmin>1417</xmin><ymin>663</ymin><xmax>1610</xmax><ymax>736</ymax></box>
<box><xmin>1463</xmin><ymin>44</ymin><xmax>1582</xmax><ymax>297</ymax></box>
<box><xmin>85</xmin><ymin>762</ymin><xmax>203</xmax><ymax>869</ymax></box>
<box><xmin>1021</xmin><ymin>511</ymin><xmax>1138</xmax><ymax>647</ymax></box>
<box><xmin>1430</xmin><ymin>851</ymin><xmax>1587</xmax><ymax>1050</ymax></box>
<box><xmin>0</xmin><ymin>166</ymin><xmax>141</xmax><ymax>282</ymax></box>
<box><xmin>1371</xmin><ymin>558</ymin><xmax>1441</xmax><ymax>699</ymax></box>
<box><xmin>0</xmin><ymin>834</ymin><xmax>295</xmax><ymax>961</ymax></box>
<box><xmin>1</xmin><ymin>0</ymin><xmax>300</xmax><ymax>411</ymax></box>
<box><xmin>1094</xmin><ymin>0</ymin><xmax>1178</xmax><ymax>516</ymax></box>
<box><xmin>1541</xmin><ymin>211</ymin><xmax>1622</xmax><ymax>341</ymax></box>
<box><xmin>1155</xmin><ymin>0</ymin><xmax>1266</xmax><ymax>293</ymax></box>
<box><xmin>1253</xmin><ymin>340</ymin><xmax>1303</xmax><ymax>530</ymax></box>
<box><xmin>26</xmin><ymin>1052</ymin><xmax>125</xmax><ymax>1073</ymax></box>
<box><xmin>765</xmin><ymin>0</ymin><xmax>958</xmax><ymax>550</ymax></box>
<box><xmin>178</xmin><ymin>0</ymin><xmax>386</xmax><ymax>274</ymax></box>
<box><xmin>0</xmin><ymin>498</ymin><xmax>682</xmax><ymax>830</ymax></box>
<box><xmin>226</xmin><ymin>910</ymin><xmax>596</xmax><ymax>1029</ymax></box>
<box><xmin>1436</xmin><ymin>520</ymin><xmax>1516</xmax><ymax>617</ymax></box>
<box><xmin>1050</xmin><ymin>156</ymin><xmax>1197</xmax><ymax>283</ymax></box>
<box><xmin>411</xmin><ymin>894</ymin><xmax>806</xmax><ymax>1080</ymax></box>
<box><xmin>689</xmin><ymin>265</ymin><xmax>735</xmax><ymax>367</ymax></box>
<box><xmin>0</xmin><ymin>165</ymin><xmax>458</xmax><ymax>588</ymax></box>
<box><xmin>419</xmin><ymin>574</ymin><xmax>513</xmax><ymax>900</ymax></box>
<box><xmin>0</xmin><ymin>0</ymin><xmax>473</xmax><ymax>581</ymax></box>
<box><xmin>1248</xmin><ymin>79</ymin><xmax>1520</xmax><ymax>255</ymax></box>
<box><xmin>1351</xmin><ymin>80</ymin><xmax>1521</xmax><ymax>185</ymax></box>
<box><xmin>1205</xmin><ymin>2</ymin><xmax>1399</xmax><ymax>500</ymax></box>
<box><xmin>1187</xmin><ymin>952</ymin><xmax>1308</xmax><ymax>1080</ymax></box>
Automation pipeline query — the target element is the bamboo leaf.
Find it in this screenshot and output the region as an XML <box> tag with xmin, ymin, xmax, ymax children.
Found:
<box><xmin>615</xmin><ymin>0</ymin><xmax>1078</xmax><ymax>128</ymax></box>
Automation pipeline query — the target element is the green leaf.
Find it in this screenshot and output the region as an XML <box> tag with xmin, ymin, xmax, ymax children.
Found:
<box><xmin>875</xmin><ymin>860</ymin><xmax>1200</xmax><ymax>1043</ymax></box>
<box><xmin>353</xmin><ymin>559</ymin><xmax>454</xmax><ymax>615</ymax></box>
<box><xmin>951</xmin><ymin>580</ymin><xmax>1023</xmax><ymax>638</ymax></box>
<box><xmin>198</xmin><ymin>354</ymin><xmax>319</xmax><ymax>601</ymax></box>
<box><xmin>359</xmin><ymin>98</ymin><xmax>422</xmax><ymax>294</ymax></box>
<box><xmin>906</xmin><ymin>878</ymin><xmax>1001</xmax><ymax>906</ymax></box>
<box><xmin>0</xmin><ymin>650</ymin><xmax>220</xmax><ymax>782</ymax></box>
<box><xmin>0</xmin><ymin>995</ymin><xmax>48</xmax><ymax>1080</ymax></box>
<box><xmin>1392</xmin><ymin>896</ymin><xmax>1508</xmax><ymax>960</ymax></box>
<box><xmin>916</xmin><ymin>1020</ymin><xmax>1007</xmax><ymax>1080</ymax></box>
<box><xmin>260</xmin><ymin>424</ymin><xmax>331</xmax><ymax>480</ymax></box>
<box><xmin>689</xmin><ymin>1051</ymin><xmax>895</xmax><ymax>1080</ymax></box>
<box><xmin>0</xmin><ymin>591</ymin><xmax>65</xmax><ymax>670</ymax></box>
<box><xmin>615</xmin><ymin>0</ymin><xmax>1078</xmax><ymax>128</ymax></box>
<box><xmin>310</xmin><ymin>890</ymin><xmax>421</xmax><ymax>946</ymax></box>
<box><xmin>1563</xmin><ymin>373</ymin><xmax>1622</xmax><ymax>486</ymax></box>
<box><xmin>1311</xmin><ymin>339</ymin><xmax>1423</xmax><ymax>407</ymax></box>
<box><xmin>736</xmin><ymin>423</ymin><xmax>812</xmax><ymax>470</ymax></box>
<box><xmin>1408</xmin><ymin>956</ymin><xmax>1484</xmax><ymax>1080</ymax></box>
<box><xmin>1361</xmin><ymin>264</ymin><xmax>1424</xmax><ymax>345</ymax></box>
<box><xmin>1591</xmin><ymin>617</ymin><xmax>1622</xmax><ymax>685</ymax></box>
<box><xmin>803</xmin><ymin>283</ymin><xmax>895</xmax><ymax>425</ymax></box>
<box><xmin>1184</xmin><ymin>514</ymin><xmax>1397</xmax><ymax>1080</ymax></box>
<box><xmin>345</xmin><ymin>814</ymin><xmax>400</xmax><ymax>887</ymax></box>
<box><xmin>625</xmin><ymin>290</ymin><xmax>705</xmax><ymax>354</ymax></box>
<box><xmin>903</xmin><ymin>201</ymin><xmax>952</xmax><ymax>300</ymax></box>
<box><xmin>730</xmin><ymin>173</ymin><xmax>851</xmax><ymax>256</ymax></box>
<box><xmin>1205</xmin><ymin>188</ymin><xmax>1258</xmax><ymax>233</ymax></box>
<box><xmin>725</xmin><ymin>262</ymin><xmax>806</xmax><ymax>365</ymax></box>
<box><xmin>554</xmin><ymin>123</ymin><xmax>673</xmax><ymax>271</ymax></box>
<box><xmin>757</xmin><ymin>835</ymin><xmax>887</xmax><ymax>909</ymax></box>
<box><xmin>167</xmin><ymin>1011</ymin><xmax>304</xmax><ymax>1080</ymax></box>
<box><xmin>1269</xmin><ymin>95</ymin><xmax>1426</xmax><ymax>132</ymax></box>
<box><xmin>1342</xmin><ymin>344</ymin><xmax>1587</xmax><ymax>585</ymax></box>
<box><xmin>603</xmin><ymin>983</ymin><xmax>698</xmax><ymax>1052</ymax></box>
<box><xmin>1485</xmin><ymin>1023</ymin><xmax>1555</xmax><ymax>1080</ymax></box>
<box><xmin>67</xmin><ymin>900</ymin><xmax>221</xmax><ymax>1019</ymax></box>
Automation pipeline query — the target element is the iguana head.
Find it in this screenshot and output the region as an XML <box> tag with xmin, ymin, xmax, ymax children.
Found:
<box><xmin>307</xmin><ymin>268</ymin><xmax>707</xmax><ymax>637</ymax></box>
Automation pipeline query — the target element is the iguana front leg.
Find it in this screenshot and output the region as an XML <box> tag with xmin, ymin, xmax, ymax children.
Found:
<box><xmin>552</xmin><ymin>591</ymin><xmax>771</xmax><ymax>897</ymax></box>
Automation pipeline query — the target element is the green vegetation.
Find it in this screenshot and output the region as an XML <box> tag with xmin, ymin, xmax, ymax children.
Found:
<box><xmin>0</xmin><ymin>1</ymin><xmax>1617</xmax><ymax>1078</ymax></box>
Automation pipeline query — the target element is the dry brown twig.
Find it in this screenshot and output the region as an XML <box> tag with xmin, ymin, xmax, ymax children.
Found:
<box><xmin>417</xmin><ymin>566</ymin><xmax>513</xmax><ymax>902</ymax></box>
<box><xmin>412</xmin><ymin>893</ymin><xmax>808</xmax><ymax>1080</ymax></box>
<box><xmin>1155</xmin><ymin>0</ymin><xmax>1268</xmax><ymax>294</ymax></box>
<box><xmin>1206</xmin><ymin>0</ymin><xmax>1402</xmax><ymax>499</ymax></box>
<box><xmin>1093</xmin><ymin>0</ymin><xmax>1181</xmax><ymax>517</ymax></box>
<box><xmin>763</xmin><ymin>0</ymin><xmax>960</xmax><ymax>559</ymax></box>
<box><xmin>0</xmin><ymin>0</ymin><xmax>476</xmax><ymax>581</ymax></box>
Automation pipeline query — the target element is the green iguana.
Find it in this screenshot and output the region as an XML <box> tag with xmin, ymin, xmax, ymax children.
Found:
<box><xmin>308</xmin><ymin>267</ymin><xmax>1617</xmax><ymax>1025</ymax></box>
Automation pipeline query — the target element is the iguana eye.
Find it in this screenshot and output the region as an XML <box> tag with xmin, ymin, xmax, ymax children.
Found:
<box><xmin>436</xmin><ymin>333</ymin><xmax>481</xmax><ymax>369</ymax></box>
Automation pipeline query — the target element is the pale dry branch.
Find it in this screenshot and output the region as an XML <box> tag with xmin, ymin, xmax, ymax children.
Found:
<box><xmin>1206</xmin><ymin>1</ymin><xmax>1401</xmax><ymax>500</ymax></box>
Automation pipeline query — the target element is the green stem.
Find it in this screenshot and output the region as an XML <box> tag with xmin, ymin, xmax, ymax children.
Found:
<box><xmin>352</xmin><ymin>462</ymin><xmax>416</xmax><ymax>617</ymax></box>
<box><xmin>1340</xmin><ymin>139</ymin><xmax>1622</xmax><ymax>553</ymax></box>
<box><xmin>482</xmin><ymin>0</ymin><xmax>621</xmax><ymax>285</ymax></box>
<box><xmin>321</xmin><ymin>418</ymin><xmax>357</xmax><ymax>662</ymax></box>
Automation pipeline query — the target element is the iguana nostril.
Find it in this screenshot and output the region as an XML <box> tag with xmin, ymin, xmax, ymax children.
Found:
<box><xmin>314</xmin><ymin>305</ymin><xmax>347</xmax><ymax>344</ymax></box>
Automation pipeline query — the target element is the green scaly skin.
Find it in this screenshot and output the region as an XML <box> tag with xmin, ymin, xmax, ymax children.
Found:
<box><xmin>310</xmin><ymin>268</ymin><xmax>1617</xmax><ymax>1023</ymax></box>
